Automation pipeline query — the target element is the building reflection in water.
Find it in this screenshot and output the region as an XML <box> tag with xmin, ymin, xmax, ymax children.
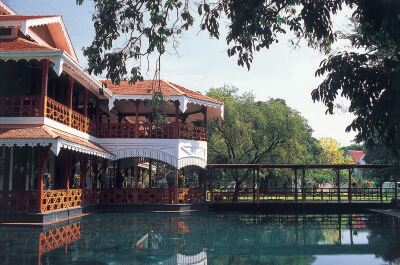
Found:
<box><xmin>0</xmin><ymin>213</ymin><xmax>399</xmax><ymax>265</ymax></box>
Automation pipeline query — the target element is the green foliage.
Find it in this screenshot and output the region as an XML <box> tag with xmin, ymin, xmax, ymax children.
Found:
<box><xmin>341</xmin><ymin>143</ymin><xmax>365</xmax><ymax>152</ymax></box>
<box><xmin>207</xmin><ymin>86</ymin><xmax>319</xmax><ymax>183</ymax></box>
<box><xmin>365</xmin><ymin>142</ymin><xmax>400</xmax><ymax>185</ymax></box>
<box><xmin>311</xmin><ymin>1</ymin><xmax>400</xmax><ymax>150</ymax></box>
<box><xmin>77</xmin><ymin>0</ymin><xmax>400</xmax><ymax>150</ymax></box>
<box><xmin>76</xmin><ymin>0</ymin><xmax>345</xmax><ymax>82</ymax></box>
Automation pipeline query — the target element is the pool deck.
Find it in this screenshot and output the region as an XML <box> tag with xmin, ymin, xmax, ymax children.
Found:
<box><xmin>0</xmin><ymin>201</ymin><xmax>398</xmax><ymax>226</ymax></box>
<box><xmin>370</xmin><ymin>209</ymin><xmax>400</xmax><ymax>219</ymax></box>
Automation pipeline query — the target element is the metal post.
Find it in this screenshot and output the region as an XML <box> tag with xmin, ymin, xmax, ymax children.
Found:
<box><xmin>336</xmin><ymin>169</ymin><xmax>341</xmax><ymax>203</ymax></box>
<box><xmin>8</xmin><ymin>146</ymin><xmax>13</xmax><ymax>191</ymax></box>
<box><xmin>252</xmin><ymin>169</ymin><xmax>256</xmax><ymax>204</ymax></box>
<box><xmin>349</xmin><ymin>213</ymin><xmax>354</xmax><ymax>245</ymax></box>
<box><xmin>301</xmin><ymin>168</ymin><xmax>306</xmax><ymax>203</ymax></box>
<box><xmin>210</xmin><ymin>167</ymin><xmax>214</xmax><ymax>202</ymax></box>
<box><xmin>395</xmin><ymin>175</ymin><xmax>398</xmax><ymax>203</ymax></box>
<box><xmin>149</xmin><ymin>159</ymin><xmax>152</xmax><ymax>188</ymax></box>
<box><xmin>338</xmin><ymin>213</ymin><xmax>342</xmax><ymax>245</ymax></box>
<box><xmin>257</xmin><ymin>167</ymin><xmax>260</xmax><ymax>203</ymax></box>
<box><xmin>294</xmin><ymin>168</ymin><xmax>298</xmax><ymax>203</ymax></box>
<box><xmin>348</xmin><ymin>168</ymin><xmax>352</xmax><ymax>203</ymax></box>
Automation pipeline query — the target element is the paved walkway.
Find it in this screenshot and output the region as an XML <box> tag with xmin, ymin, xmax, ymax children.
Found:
<box><xmin>370</xmin><ymin>209</ymin><xmax>400</xmax><ymax>218</ymax></box>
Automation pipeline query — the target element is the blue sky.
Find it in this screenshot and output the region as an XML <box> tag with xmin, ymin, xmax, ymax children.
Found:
<box><xmin>4</xmin><ymin>0</ymin><xmax>357</xmax><ymax>146</ymax></box>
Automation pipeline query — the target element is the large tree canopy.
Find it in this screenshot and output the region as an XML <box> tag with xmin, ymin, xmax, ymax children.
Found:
<box><xmin>76</xmin><ymin>0</ymin><xmax>400</xmax><ymax>148</ymax></box>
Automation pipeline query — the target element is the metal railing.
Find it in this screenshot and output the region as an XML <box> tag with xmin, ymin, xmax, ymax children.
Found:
<box><xmin>209</xmin><ymin>187</ymin><xmax>396</xmax><ymax>203</ymax></box>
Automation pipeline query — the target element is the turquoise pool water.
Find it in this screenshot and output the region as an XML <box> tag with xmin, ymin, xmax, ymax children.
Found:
<box><xmin>0</xmin><ymin>212</ymin><xmax>399</xmax><ymax>265</ymax></box>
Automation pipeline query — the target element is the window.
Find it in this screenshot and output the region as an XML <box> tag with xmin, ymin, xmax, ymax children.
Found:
<box><xmin>0</xmin><ymin>28</ymin><xmax>12</xmax><ymax>36</ymax></box>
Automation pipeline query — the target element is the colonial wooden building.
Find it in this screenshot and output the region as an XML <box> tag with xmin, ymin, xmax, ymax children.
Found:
<box><xmin>0</xmin><ymin>1</ymin><xmax>223</xmax><ymax>218</ymax></box>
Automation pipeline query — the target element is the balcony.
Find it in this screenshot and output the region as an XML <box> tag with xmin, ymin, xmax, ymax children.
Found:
<box><xmin>0</xmin><ymin>95</ymin><xmax>207</xmax><ymax>141</ymax></box>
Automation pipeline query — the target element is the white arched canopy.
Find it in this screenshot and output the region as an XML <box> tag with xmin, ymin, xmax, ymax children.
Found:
<box><xmin>97</xmin><ymin>138</ymin><xmax>208</xmax><ymax>169</ymax></box>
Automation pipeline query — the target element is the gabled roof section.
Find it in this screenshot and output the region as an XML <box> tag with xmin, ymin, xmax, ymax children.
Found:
<box><xmin>0</xmin><ymin>125</ymin><xmax>114</xmax><ymax>158</ymax></box>
<box><xmin>103</xmin><ymin>80</ymin><xmax>222</xmax><ymax>105</ymax></box>
<box><xmin>0</xmin><ymin>37</ymin><xmax>58</xmax><ymax>52</ymax></box>
<box><xmin>346</xmin><ymin>150</ymin><xmax>365</xmax><ymax>163</ymax></box>
<box><xmin>0</xmin><ymin>14</ymin><xmax>78</xmax><ymax>62</ymax></box>
<box><xmin>0</xmin><ymin>0</ymin><xmax>16</xmax><ymax>15</ymax></box>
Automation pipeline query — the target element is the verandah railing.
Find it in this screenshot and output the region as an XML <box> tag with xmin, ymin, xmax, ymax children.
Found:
<box><xmin>97</xmin><ymin>123</ymin><xmax>207</xmax><ymax>140</ymax></box>
<box><xmin>46</xmin><ymin>97</ymin><xmax>94</xmax><ymax>134</ymax></box>
<box><xmin>0</xmin><ymin>95</ymin><xmax>40</xmax><ymax>117</ymax></box>
<box><xmin>1</xmin><ymin>95</ymin><xmax>207</xmax><ymax>140</ymax></box>
<box><xmin>0</xmin><ymin>188</ymin><xmax>205</xmax><ymax>214</ymax></box>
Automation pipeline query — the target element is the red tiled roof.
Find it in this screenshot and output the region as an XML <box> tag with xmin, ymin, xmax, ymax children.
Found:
<box><xmin>0</xmin><ymin>125</ymin><xmax>112</xmax><ymax>155</ymax></box>
<box><xmin>103</xmin><ymin>80</ymin><xmax>222</xmax><ymax>105</ymax></box>
<box><xmin>0</xmin><ymin>37</ymin><xmax>58</xmax><ymax>52</ymax></box>
<box><xmin>346</xmin><ymin>150</ymin><xmax>365</xmax><ymax>162</ymax></box>
<box><xmin>0</xmin><ymin>15</ymin><xmax>57</xmax><ymax>21</ymax></box>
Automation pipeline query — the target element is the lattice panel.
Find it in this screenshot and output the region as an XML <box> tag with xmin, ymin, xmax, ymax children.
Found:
<box><xmin>39</xmin><ymin>222</ymin><xmax>81</xmax><ymax>255</ymax></box>
<box><xmin>42</xmin><ymin>189</ymin><xmax>69</xmax><ymax>212</ymax></box>
<box><xmin>179</xmin><ymin>124</ymin><xmax>207</xmax><ymax>141</ymax></box>
<box><xmin>179</xmin><ymin>188</ymin><xmax>205</xmax><ymax>203</ymax></box>
<box><xmin>68</xmin><ymin>189</ymin><xmax>82</xmax><ymax>208</ymax></box>
<box><xmin>70</xmin><ymin>111</ymin><xmax>91</xmax><ymax>133</ymax></box>
<box><xmin>46</xmin><ymin>97</ymin><xmax>70</xmax><ymax>125</ymax></box>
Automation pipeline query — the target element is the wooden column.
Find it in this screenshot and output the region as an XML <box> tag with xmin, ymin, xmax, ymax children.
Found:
<box><xmin>174</xmin><ymin>168</ymin><xmax>179</xmax><ymax>204</ymax></box>
<box><xmin>83</xmin><ymin>88</ymin><xmax>88</xmax><ymax>117</ymax></box>
<box><xmin>37</xmin><ymin>147</ymin><xmax>50</xmax><ymax>213</ymax></box>
<box><xmin>65</xmin><ymin>156</ymin><xmax>72</xmax><ymax>191</ymax></box>
<box><xmin>294</xmin><ymin>169</ymin><xmax>298</xmax><ymax>203</ymax></box>
<box><xmin>348</xmin><ymin>168</ymin><xmax>352</xmax><ymax>203</ymax></box>
<box><xmin>135</xmin><ymin>100</ymin><xmax>140</xmax><ymax>137</ymax></box>
<box><xmin>175</xmin><ymin>101</ymin><xmax>180</xmax><ymax>138</ymax></box>
<box><xmin>202</xmin><ymin>106</ymin><xmax>207</xmax><ymax>125</ymax></box>
<box><xmin>39</xmin><ymin>60</ymin><xmax>49</xmax><ymax>117</ymax></box>
<box><xmin>336</xmin><ymin>169</ymin><xmax>341</xmax><ymax>203</ymax></box>
<box><xmin>80</xmin><ymin>156</ymin><xmax>88</xmax><ymax>204</ymax></box>
<box><xmin>95</xmin><ymin>99</ymin><xmax>100</xmax><ymax>122</ymax></box>
<box><xmin>133</xmin><ymin>157</ymin><xmax>139</xmax><ymax>188</ymax></box>
<box><xmin>67</xmin><ymin>76</ymin><xmax>74</xmax><ymax>126</ymax></box>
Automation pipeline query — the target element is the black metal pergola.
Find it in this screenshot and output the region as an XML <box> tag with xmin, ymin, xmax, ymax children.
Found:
<box><xmin>205</xmin><ymin>164</ymin><xmax>395</xmax><ymax>204</ymax></box>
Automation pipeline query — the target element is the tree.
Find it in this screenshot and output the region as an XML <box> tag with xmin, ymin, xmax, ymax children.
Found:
<box><xmin>311</xmin><ymin>137</ymin><xmax>353</xmax><ymax>186</ymax></box>
<box><xmin>364</xmin><ymin>143</ymin><xmax>400</xmax><ymax>188</ymax></box>
<box><xmin>311</xmin><ymin>1</ymin><xmax>400</xmax><ymax>150</ymax></box>
<box><xmin>207</xmin><ymin>86</ymin><xmax>318</xmax><ymax>201</ymax></box>
<box><xmin>77</xmin><ymin>0</ymin><xmax>400</xmax><ymax>148</ymax></box>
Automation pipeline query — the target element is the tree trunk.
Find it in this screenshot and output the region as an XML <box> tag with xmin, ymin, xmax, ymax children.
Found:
<box><xmin>233</xmin><ymin>180</ymin><xmax>241</xmax><ymax>202</ymax></box>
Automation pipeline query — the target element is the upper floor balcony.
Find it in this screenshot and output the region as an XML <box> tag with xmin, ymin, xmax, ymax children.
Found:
<box><xmin>0</xmin><ymin>94</ymin><xmax>208</xmax><ymax>141</ymax></box>
<box><xmin>0</xmin><ymin>61</ymin><xmax>222</xmax><ymax>142</ymax></box>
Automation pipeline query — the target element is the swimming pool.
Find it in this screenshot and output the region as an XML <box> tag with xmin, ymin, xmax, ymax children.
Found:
<box><xmin>0</xmin><ymin>212</ymin><xmax>399</xmax><ymax>265</ymax></box>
